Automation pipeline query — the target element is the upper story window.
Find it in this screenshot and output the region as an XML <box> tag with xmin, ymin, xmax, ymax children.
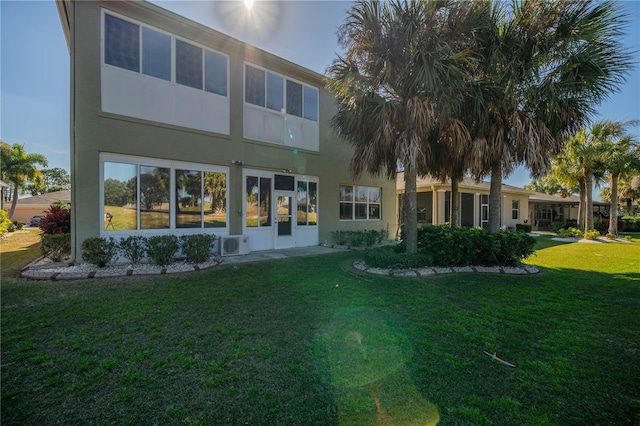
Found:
<box><xmin>245</xmin><ymin>64</ymin><xmax>318</xmax><ymax>122</ymax></box>
<box><xmin>339</xmin><ymin>185</ymin><xmax>381</xmax><ymax>221</ymax></box>
<box><xmin>103</xmin><ymin>13</ymin><xmax>228</xmax><ymax>95</ymax></box>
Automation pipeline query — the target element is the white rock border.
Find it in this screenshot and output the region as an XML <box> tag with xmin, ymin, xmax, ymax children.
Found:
<box><xmin>352</xmin><ymin>259</ymin><xmax>539</xmax><ymax>277</ymax></box>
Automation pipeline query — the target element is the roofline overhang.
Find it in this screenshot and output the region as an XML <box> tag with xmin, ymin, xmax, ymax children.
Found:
<box><xmin>56</xmin><ymin>0</ymin><xmax>71</xmax><ymax>52</ymax></box>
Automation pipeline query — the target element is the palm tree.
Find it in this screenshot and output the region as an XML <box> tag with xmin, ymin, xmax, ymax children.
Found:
<box><xmin>0</xmin><ymin>141</ymin><xmax>48</xmax><ymax>219</ymax></box>
<box><xmin>467</xmin><ymin>0</ymin><xmax>632</xmax><ymax>233</ymax></box>
<box><xmin>598</xmin><ymin>121</ymin><xmax>640</xmax><ymax>235</ymax></box>
<box><xmin>326</xmin><ymin>0</ymin><xmax>478</xmax><ymax>252</ymax></box>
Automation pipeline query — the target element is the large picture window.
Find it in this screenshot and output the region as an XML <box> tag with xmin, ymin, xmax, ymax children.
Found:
<box><xmin>245</xmin><ymin>64</ymin><xmax>318</xmax><ymax>122</ymax></box>
<box><xmin>102</xmin><ymin>155</ymin><xmax>227</xmax><ymax>233</ymax></box>
<box><xmin>103</xmin><ymin>12</ymin><xmax>227</xmax><ymax>95</ymax></box>
<box><xmin>340</xmin><ymin>185</ymin><xmax>380</xmax><ymax>220</ymax></box>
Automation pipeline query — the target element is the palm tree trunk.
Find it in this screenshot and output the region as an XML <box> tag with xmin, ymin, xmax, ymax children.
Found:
<box><xmin>450</xmin><ymin>178</ymin><xmax>459</xmax><ymax>228</ymax></box>
<box><xmin>627</xmin><ymin>198</ymin><xmax>633</xmax><ymax>215</ymax></box>
<box><xmin>608</xmin><ymin>173</ymin><xmax>619</xmax><ymax>236</ymax></box>
<box><xmin>488</xmin><ymin>161</ymin><xmax>502</xmax><ymax>233</ymax></box>
<box><xmin>577</xmin><ymin>178</ymin><xmax>586</xmax><ymax>229</ymax></box>
<box><xmin>8</xmin><ymin>185</ymin><xmax>19</xmax><ymax>220</ymax></box>
<box><xmin>584</xmin><ymin>167</ymin><xmax>594</xmax><ymax>231</ymax></box>
<box><xmin>403</xmin><ymin>168</ymin><xmax>418</xmax><ymax>254</ymax></box>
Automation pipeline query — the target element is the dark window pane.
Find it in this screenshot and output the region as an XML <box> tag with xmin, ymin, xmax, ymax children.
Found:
<box><xmin>274</xmin><ymin>174</ymin><xmax>294</xmax><ymax>191</ymax></box>
<box><xmin>286</xmin><ymin>80</ymin><xmax>302</xmax><ymax>117</ymax></box>
<box><xmin>140</xmin><ymin>166</ymin><xmax>170</xmax><ymax>229</ymax></box>
<box><xmin>308</xmin><ymin>182</ymin><xmax>317</xmax><ymax>225</ymax></box>
<box><xmin>368</xmin><ymin>204</ymin><xmax>380</xmax><ymax>220</ymax></box>
<box><xmin>176</xmin><ymin>40</ymin><xmax>202</xmax><ymax>90</ymax></box>
<box><xmin>176</xmin><ymin>169</ymin><xmax>202</xmax><ymax>228</ymax></box>
<box><xmin>245</xmin><ymin>65</ymin><xmax>265</xmax><ymax>107</ymax></box>
<box><xmin>103</xmin><ymin>162</ymin><xmax>137</xmax><ymax>231</ymax></box>
<box><xmin>246</xmin><ymin>176</ymin><xmax>259</xmax><ymax>227</ymax></box>
<box><xmin>104</xmin><ymin>14</ymin><xmax>139</xmax><ymax>72</ymax></box>
<box><xmin>267</xmin><ymin>72</ymin><xmax>284</xmax><ymax>111</ymax></box>
<box><xmin>303</xmin><ymin>86</ymin><xmax>317</xmax><ymax>121</ymax></box>
<box><xmin>204</xmin><ymin>172</ymin><xmax>226</xmax><ymax>228</ymax></box>
<box><xmin>340</xmin><ymin>203</ymin><xmax>352</xmax><ymax>220</ymax></box>
<box><xmin>205</xmin><ymin>50</ymin><xmax>227</xmax><ymax>96</ymax></box>
<box><xmin>142</xmin><ymin>27</ymin><xmax>171</xmax><ymax>81</ymax></box>
<box><xmin>355</xmin><ymin>203</ymin><xmax>368</xmax><ymax>220</ymax></box>
<box><xmin>259</xmin><ymin>177</ymin><xmax>272</xmax><ymax>227</ymax></box>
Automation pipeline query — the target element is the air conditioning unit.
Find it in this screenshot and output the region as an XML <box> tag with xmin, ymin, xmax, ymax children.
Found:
<box><xmin>221</xmin><ymin>235</ymin><xmax>250</xmax><ymax>256</ymax></box>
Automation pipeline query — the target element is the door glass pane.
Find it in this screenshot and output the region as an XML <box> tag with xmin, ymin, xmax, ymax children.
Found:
<box><xmin>204</xmin><ymin>50</ymin><xmax>227</xmax><ymax>96</ymax></box>
<box><xmin>103</xmin><ymin>162</ymin><xmax>137</xmax><ymax>231</ymax></box>
<box><xmin>297</xmin><ymin>181</ymin><xmax>307</xmax><ymax>226</ymax></box>
<box><xmin>461</xmin><ymin>193</ymin><xmax>474</xmax><ymax>227</ymax></box>
<box><xmin>176</xmin><ymin>169</ymin><xmax>202</xmax><ymax>228</ymax></box>
<box><xmin>142</xmin><ymin>27</ymin><xmax>171</xmax><ymax>81</ymax></box>
<box><xmin>308</xmin><ymin>182</ymin><xmax>317</xmax><ymax>225</ymax></box>
<box><xmin>176</xmin><ymin>40</ymin><xmax>203</xmax><ymax>90</ymax></box>
<box><xmin>286</xmin><ymin>80</ymin><xmax>302</xmax><ymax>117</ymax></box>
<box><xmin>246</xmin><ymin>176</ymin><xmax>259</xmax><ymax>227</ymax></box>
<box><xmin>277</xmin><ymin>196</ymin><xmax>292</xmax><ymax>236</ymax></box>
<box><xmin>104</xmin><ymin>14</ymin><xmax>140</xmax><ymax>72</ymax></box>
<box><xmin>204</xmin><ymin>172</ymin><xmax>226</xmax><ymax>228</ymax></box>
<box><xmin>140</xmin><ymin>166</ymin><xmax>170</xmax><ymax>229</ymax></box>
<box><xmin>267</xmin><ymin>72</ymin><xmax>283</xmax><ymax>111</ymax></box>
<box><xmin>259</xmin><ymin>178</ymin><xmax>272</xmax><ymax>227</ymax></box>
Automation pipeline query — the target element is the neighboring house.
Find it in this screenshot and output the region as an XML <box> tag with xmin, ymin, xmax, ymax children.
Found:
<box><xmin>396</xmin><ymin>174</ymin><xmax>531</xmax><ymax>230</ymax></box>
<box><xmin>56</xmin><ymin>0</ymin><xmax>397</xmax><ymax>261</ymax></box>
<box><xmin>528</xmin><ymin>191</ymin><xmax>609</xmax><ymax>230</ymax></box>
<box><xmin>11</xmin><ymin>190</ymin><xmax>72</xmax><ymax>224</ymax></box>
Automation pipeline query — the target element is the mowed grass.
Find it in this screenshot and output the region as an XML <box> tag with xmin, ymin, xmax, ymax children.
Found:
<box><xmin>1</xmin><ymin>233</ymin><xmax>639</xmax><ymax>425</ymax></box>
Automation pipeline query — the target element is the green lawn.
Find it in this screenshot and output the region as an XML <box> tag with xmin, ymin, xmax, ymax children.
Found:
<box><xmin>1</xmin><ymin>234</ymin><xmax>639</xmax><ymax>425</ymax></box>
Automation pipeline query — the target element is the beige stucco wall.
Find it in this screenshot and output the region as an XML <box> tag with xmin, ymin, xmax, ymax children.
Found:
<box><xmin>67</xmin><ymin>1</ymin><xmax>397</xmax><ymax>260</ymax></box>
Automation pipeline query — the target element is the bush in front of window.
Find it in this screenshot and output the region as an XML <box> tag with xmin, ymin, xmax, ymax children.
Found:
<box><xmin>515</xmin><ymin>223</ymin><xmax>532</xmax><ymax>233</ymax></box>
<box><xmin>621</xmin><ymin>216</ymin><xmax>640</xmax><ymax>232</ymax></box>
<box><xmin>119</xmin><ymin>235</ymin><xmax>147</xmax><ymax>265</ymax></box>
<box><xmin>40</xmin><ymin>233</ymin><xmax>71</xmax><ymax>262</ymax></box>
<box><xmin>180</xmin><ymin>234</ymin><xmax>216</xmax><ymax>263</ymax></box>
<box><xmin>81</xmin><ymin>237</ymin><xmax>118</xmax><ymax>268</ymax></box>
<box><xmin>364</xmin><ymin>245</ymin><xmax>432</xmax><ymax>269</ymax></box>
<box><xmin>145</xmin><ymin>235</ymin><xmax>180</xmax><ymax>266</ymax></box>
<box><xmin>331</xmin><ymin>230</ymin><xmax>388</xmax><ymax>247</ymax></box>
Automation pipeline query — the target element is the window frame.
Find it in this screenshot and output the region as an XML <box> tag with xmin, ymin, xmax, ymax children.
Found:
<box><xmin>100</xmin><ymin>153</ymin><xmax>229</xmax><ymax>235</ymax></box>
<box><xmin>339</xmin><ymin>185</ymin><xmax>381</xmax><ymax>221</ymax></box>
<box><xmin>102</xmin><ymin>10</ymin><xmax>229</xmax><ymax>96</ymax></box>
<box><xmin>244</xmin><ymin>63</ymin><xmax>319</xmax><ymax>122</ymax></box>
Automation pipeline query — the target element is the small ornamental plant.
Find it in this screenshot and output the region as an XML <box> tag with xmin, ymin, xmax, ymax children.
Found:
<box><xmin>81</xmin><ymin>237</ymin><xmax>118</xmax><ymax>267</ymax></box>
<box><xmin>39</xmin><ymin>204</ymin><xmax>71</xmax><ymax>235</ymax></box>
<box><xmin>180</xmin><ymin>234</ymin><xmax>216</xmax><ymax>263</ymax></box>
<box><xmin>119</xmin><ymin>235</ymin><xmax>147</xmax><ymax>265</ymax></box>
<box><xmin>145</xmin><ymin>235</ymin><xmax>180</xmax><ymax>267</ymax></box>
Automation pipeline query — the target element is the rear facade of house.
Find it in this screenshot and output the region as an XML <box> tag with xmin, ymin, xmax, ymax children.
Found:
<box><xmin>57</xmin><ymin>0</ymin><xmax>396</xmax><ymax>261</ymax></box>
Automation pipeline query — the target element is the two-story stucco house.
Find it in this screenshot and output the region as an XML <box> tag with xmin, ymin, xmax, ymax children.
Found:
<box><xmin>56</xmin><ymin>0</ymin><xmax>397</xmax><ymax>261</ymax></box>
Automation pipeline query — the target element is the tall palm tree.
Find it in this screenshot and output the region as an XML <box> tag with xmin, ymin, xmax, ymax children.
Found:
<box><xmin>467</xmin><ymin>0</ymin><xmax>632</xmax><ymax>233</ymax></box>
<box><xmin>0</xmin><ymin>141</ymin><xmax>48</xmax><ymax>219</ymax></box>
<box><xmin>598</xmin><ymin>121</ymin><xmax>640</xmax><ymax>235</ymax></box>
<box><xmin>326</xmin><ymin>0</ymin><xmax>478</xmax><ymax>252</ymax></box>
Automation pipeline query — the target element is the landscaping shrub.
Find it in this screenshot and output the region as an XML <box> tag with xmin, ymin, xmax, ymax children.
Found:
<box><xmin>81</xmin><ymin>237</ymin><xmax>118</xmax><ymax>267</ymax></box>
<box><xmin>584</xmin><ymin>229</ymin><xmax>600</xmax><ymax>240</ymax></box>
<box><xmin>417</xmin><ymin>225</ymin><xmax>535</xmax><ymax>267</ymax></box>
<box><xmin>332</xmin><ymin>230</ymin><xmax>348</xmax><ymax>245</ymax></box>
<box><xmin>549</xmin><ymin>221</ymin><xmax>566</xmax><ymax>233</ymax></box>
<box><xmin>40</xmin><ymin>233</ymin><xmax>71</xmax><ymax>262</ymax></box>
<box><xmin>332</xmin><ymin>230</ymin><xmax>387</xmax><ymax>247</ymax></box>
<box><xmin>557</xmin><ymin>227</ymin><xmax>583</xmax><ymax>238</ymax></box>
<box><xmin>7</xmin><ymin>221</ymin><xmax>16</xmax><ymax>232</ymax></box>
<box><xmin>12</xmin><ymin>220</ymin><xmax>24</xmax><ymax>230</ymax></box>
<box><xmin>39</xmin><ymin>204</ymin><xmax>71</xmax><ymax>235</ymax></box>
<box><xmin>118</xmin><ymin>235</ymin><xmax>147</xmax><ymax>265</ymax></box>
<box><xmin>621</xmin><ymin>216</ymin><xmax>640</xmax><ymax>232</ymax></box>
<box><xmin>145</xmin><ymin>235</ymin><xmax>180</xmax><ymax>266</ymax></box>
<box><xmin>515</xmin><ymin>223</ymin><xmax>532</xmax><ymax>233</ymax></box>
<box><xmin>0</xmin><ymin>210</ymin><xmax>10</xmax><ymax>235</ymax></box>
<box><xmin>364</xmin><ymin>245</ymin><xmax>432</xmax><ymax>269</ymax></box>
<box><xmin>347</xmin><ymin>231</ymin><xmax>365</xmax><ymax>247</ymax></box>
<box><xmin>598</xmin><ymin>219</ymin><xmax>626</xmax><ymax>235</ymax></box>
<box><xmin>180</xmin><ymin>234</ymin><xmax>216</xmax><ymax>263</ymax></box>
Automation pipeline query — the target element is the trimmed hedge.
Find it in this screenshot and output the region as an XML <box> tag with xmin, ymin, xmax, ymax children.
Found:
<box><xmin>621</xmin><ymin>216</ymin><xmax>640</xmax><ymax>232</ymax></box>
<box><xmin>366</xmin><ymin>226</ymin><xmax>536</xmax><ymax>269</ymax></box>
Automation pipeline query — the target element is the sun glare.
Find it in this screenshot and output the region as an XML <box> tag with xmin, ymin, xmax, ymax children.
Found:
<box><xmin>244</xmin><ymin>0</ymin><xmax>254</xmax><ymax>10</ymax></box>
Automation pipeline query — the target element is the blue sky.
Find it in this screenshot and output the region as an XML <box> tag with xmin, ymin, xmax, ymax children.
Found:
<box><xmin>2</xmin><ymin>0</ymin><xmax>639</xmax><ymax>194</ymax></box>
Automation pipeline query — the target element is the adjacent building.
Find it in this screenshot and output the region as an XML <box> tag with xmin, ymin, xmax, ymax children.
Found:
<box><xmin>56</xmin><ymin>0</ymin><xmax>397</xmax><ymax>260</ymax></box>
